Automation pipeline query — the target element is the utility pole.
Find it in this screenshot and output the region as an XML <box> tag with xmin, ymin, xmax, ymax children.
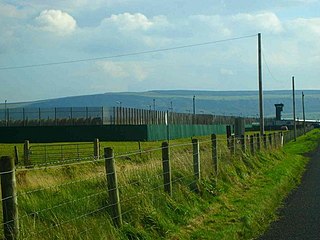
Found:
<box><xmin>292</xmin><ymin>76</ymin><xmax>297</xmax><ymax>141</ymax></box>
<box><xmin>302</xmin><ymin>91</ymin><xmax>306</xmax><ymax>134</ymax></box>
<box><xmin>258</xmin><ymin>33</ymin><xmax>264</xmax><ymax>135</ymax></box>
<box><xmin>193</xmin><ymin>95</ymin><xmax>196</xmax><ymax>115</ymax></box>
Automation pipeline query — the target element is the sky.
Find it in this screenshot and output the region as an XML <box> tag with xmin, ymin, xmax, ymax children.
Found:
<box><xmin>1</xmin><ymin>0</ymin><xmax>320</xmax><ymax>102</ymax></box>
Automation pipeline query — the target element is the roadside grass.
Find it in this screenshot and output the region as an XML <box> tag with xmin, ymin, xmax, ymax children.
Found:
<box><xmin>283</xmin><ymin>129</ymin><xmax>319</xmax><ymax>154</ymax></box>
<box><xmin>0</xmin><ymin>130</ymin><xmax>318</xmax><ymax>239</ymax></box>
<box><xmin>170</xmin><ymin>129</ymin><xmax>320</xmax><ymax>239</ymax></box>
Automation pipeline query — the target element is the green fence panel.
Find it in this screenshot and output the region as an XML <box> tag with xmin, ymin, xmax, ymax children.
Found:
<box><xmin>147</xmin><ymin>124</ymin><xmax>228</xmax><ymax>141</ymax></box>
<box><xmin>0</xmin><ymin>125</ymin><xmax>148</xmax><ymax>143</ymax></box>
<box><xmin>0</xmin><ymin>124</ymin><xmax>229</xmax><ymax>143</ymax></box>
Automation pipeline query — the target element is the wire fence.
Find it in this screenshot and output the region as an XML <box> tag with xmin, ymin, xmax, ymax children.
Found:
<box><xmin>0</xmin><ymin>127</ymin><xmax>313</xmax><ymax>239</ymax></box>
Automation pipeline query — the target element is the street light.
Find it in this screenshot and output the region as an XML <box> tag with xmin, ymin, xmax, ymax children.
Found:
<box><xmin>169</xmin><ymin>101</ymin><xmax>173</xmax><ymax>112</ymax></box>
<box><xmin>4</xmin><ymin>100</ymin><xmax>7</xmax><ymax>126</ymax></box>
<box><xmin>193</xmin><ymin>95</ymin><xmax>196</xmax><ymax>115</ymax></box>
<box><xmin>116</xmin><ymin>101</ymin><xmax>122</xmax><ymax>108</ymax></box>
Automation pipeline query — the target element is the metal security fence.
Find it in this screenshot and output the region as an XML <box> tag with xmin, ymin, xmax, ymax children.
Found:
<box><xmin>0</xmin><ymin>106</ymin><xmax>258</xmax><ymax>127</ymax></box>
<box><xmin>0</xmin><ymin>107</ymin><xmax>104</xmax><ymax>127</ymax></box>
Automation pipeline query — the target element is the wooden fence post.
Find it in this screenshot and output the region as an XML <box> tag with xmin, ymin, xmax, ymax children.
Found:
<box><xmin>250</xmin><ymin>135</ymin><xmax>255</xmax><ymax>155</ymax></box>
<box><xmin>104</xmin><ymin>148</ymin><xmax>122</xmax><ymax>227</ymax></box>
<box><xmin>240</xmin><ymin>135</ymin><xmax>246</xmax><ymax>153</ymax></box>
<box><xmin>23</xmin><ymin>140</ymin><xmax>30</xmax><ymax>167</ymax></box>
<box><xmin>230</xmin><ymin>135</ymin><xmax>235</xmax><ymax>155</ymax></box>
<box><xmin>192</xmin><ymin>139</ymin><xmax>201</xmax><ymax>180</ymax></box>
<box><xmin>0</xmin><ymin>156</ymin><xmax>19</xmax><ymax>240</ymax></box>
<box><xmin>14</xmin><ymin>146</ymin><xmax>19</xmax><ymax>165</ymax></box>
<box><xmin>93</xmin><ymin>138</ymin><xmax>100</xmax><ymax>160</ymax></box>
<box><xmin>211</xmin><ymin>134</ymin><xmax>218</xmax><ymax>177</ymax></box>
<box><xmin>226</xmin><ymin>125</ymin><xmax>231</xmax><ymax>150</ymax></box>
<box><xmin>256</xmin><ymin>133</ymin><xmax>261</xmax><ymax>151</ymax></box>
<box><xmin>263</xmin><ymin>134</ymin><xmax>267</xmax><ymax>149</ymax></box>
<box><xmin>285</xmin><ymin>131</ymin><xmax>289</xmax><ymax>144</ymax></box>
<box><xmin>268</xmin><ymin>134</ymin><xmax>273</xmax><ymax>148</ymax></box>
<box><xmin>138</xmin><ymin>141</ymin><xmax>142</xmax><ymax>158</ymax></box>
<box><xmin>161</xmin><ymin>142</ymin><xmax>172</xmax><ymax>196</ymax></box>
<box><xmin>273</xmin><ymin>132</ymin><xmax>277</xmax><ymax>148</ymax></box>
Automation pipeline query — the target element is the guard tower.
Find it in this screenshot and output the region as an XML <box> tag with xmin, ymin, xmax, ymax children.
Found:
<box><xmin>274</xmin><ymin>103</ymin><xmax>284</xmax><ymax>120</ymax></box>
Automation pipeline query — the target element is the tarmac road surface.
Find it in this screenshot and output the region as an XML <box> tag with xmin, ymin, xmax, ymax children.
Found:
<box><xmin>260</xmin><ymin>143</ymin><xmax>320</xmax><ymax>240</ymax></box>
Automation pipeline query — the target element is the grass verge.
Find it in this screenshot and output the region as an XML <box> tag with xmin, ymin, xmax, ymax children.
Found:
<box><xmin>169</xmin><ymin>129</ymin><xmax>320</xmax><ymax>239</ymax></box>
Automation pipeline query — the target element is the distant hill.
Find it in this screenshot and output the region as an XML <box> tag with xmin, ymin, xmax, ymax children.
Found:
<box><xmin>3</xmin><ymin>90</ymin><xmax>320</xmax><ymax>120</ymax></box>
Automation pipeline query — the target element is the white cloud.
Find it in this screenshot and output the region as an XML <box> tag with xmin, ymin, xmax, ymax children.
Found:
<box><xmin>102</xmin><ymin>13</ymin><xmax>168</xmax><ymax>31</ymax></box>
<box><xmin>97</xmin><ymin>61</ymin><xmax>128</xmax><ymax>78</ymax></box>
<box><xmin>287</xmin><ymin>18</ymin><xmax>320</xmax><ymax>37</ymax></box>
<box><xmin>35</xmin><ymin>9</ymin><xmax>77</xmax><ymax>35</ymax></box>
<box><xmin>97</xmin><ymin>61</ymin><xmax>149</xmax><ymax>82</ymax></box>
<box><xmin>0</xmin><ymin>3</ymin><xmax>23</xmax><ymax>18</ymax></box>
<box><xmin>220</xmin><ymin>68</ymin><xmax>234</xmax><ymax>76</ymax></box>
<box><xmin>190</xmin><ymin>15</ymin><xmax>232</xmax><ymax>37</ymax></box>
<box><xmin>232</xmin><ymin>12</ymin><xmax>283</xmax><ymax>34</ymax></box>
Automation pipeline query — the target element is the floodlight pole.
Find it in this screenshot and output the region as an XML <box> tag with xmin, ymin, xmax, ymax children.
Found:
<box><xmin>258</xmin><ymin>33</ymin><xmax>264</xmax><ymax>135</ymax></box>
<box><xmin>4</xmin><ymin>100</ymin><xmax>7</xmax><ymax>126</ymax></box>
<box><xmin>292</xmin><ymin>76</ymin><xmax>297</xmax><ymax>141</ymax></box>
<box><xmin>302</xmin><ymin>92</ymin><xmax>306</xmax><ymax>134</ymax></box>
<box><xmin>193</xmin><ymin>95</ymin><xmax>196</xmax><ymax>115</ymax></box>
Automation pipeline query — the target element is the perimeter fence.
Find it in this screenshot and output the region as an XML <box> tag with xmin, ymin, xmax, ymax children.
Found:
<box><xmin>0</xmin><ymin>128</ymin><xmax>313</xmax><ymax>239</ymax></box>
<box><xmin>0</xmin><ymin>106</ymin><xmax>258</xmax><ymax>127</ymax></box>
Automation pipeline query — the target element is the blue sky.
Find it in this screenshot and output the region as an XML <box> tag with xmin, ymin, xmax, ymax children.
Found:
<box><xmin>1</xmin><ymin>0</ymin><xmax>320</xmax><ymax>102</ymax></box>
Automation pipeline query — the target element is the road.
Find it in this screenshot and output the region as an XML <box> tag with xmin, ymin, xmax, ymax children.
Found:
<box><xmin>260</xmin><ymin>144</ymin><xmax>320</xmax><ymax>240</ymax></box>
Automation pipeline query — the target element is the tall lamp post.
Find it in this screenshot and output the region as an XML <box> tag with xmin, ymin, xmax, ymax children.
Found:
<box><xmin>193</xmin><ymin>95</ymin><xmax>196</xmax><ymax>115</ymax></box>
<box><xmin>192</xmin><ymin>95</ymin><xmax>196</xmax><ymax>125</ymax></box>
<box><xmin>302</xmin><ymin>91</ymin><xmax>306</xmax><ymax>134</ymax></box>
<box><xmin>292</xmin><ymin>76</ymin><xmax>296</xmax><ymax>141</ymax></box>
<box><xmin>4</xmin><ymin>100</ymin><xmax>7</xmax><ymax>126</ymax></box>
<box><xmin>116</xmin><ymin>101</ymin><xmax>122</xmax><ymax>108</ymax></box>
<box><xmin>116</xmin><ymin>101</ymin><xmax>122</xmax><ymax>125</ymax></box>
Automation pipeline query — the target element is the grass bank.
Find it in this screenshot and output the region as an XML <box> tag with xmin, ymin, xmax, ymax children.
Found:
<box><xmin>169</xmin><ymin>129</ymin><xmax>320</xmax><ymax>239</ymax></box>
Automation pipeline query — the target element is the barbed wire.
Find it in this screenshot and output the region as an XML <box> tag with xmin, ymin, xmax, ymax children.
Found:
<box><xmin>0</xmin><ymin>169</ymin><xmax>14</xmax><ymax>176</ymax></box>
